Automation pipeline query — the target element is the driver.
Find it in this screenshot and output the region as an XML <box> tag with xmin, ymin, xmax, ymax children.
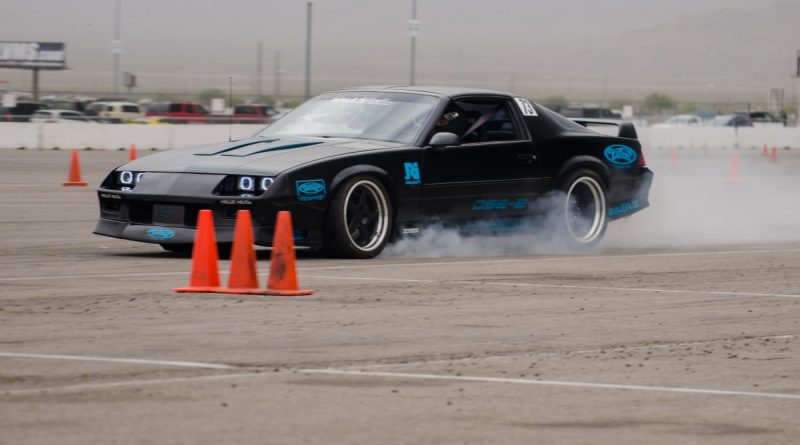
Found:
<box><xmin>434</xmin><ymin>104</ymin><xmax>468</xmax><ymax>136</ymax></box>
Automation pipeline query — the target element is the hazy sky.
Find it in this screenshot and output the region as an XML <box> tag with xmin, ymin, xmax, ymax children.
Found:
<box><xmin>1</xmin><ymin>0</ymin><xmax>798</xmax><ymax>101</ymax></box>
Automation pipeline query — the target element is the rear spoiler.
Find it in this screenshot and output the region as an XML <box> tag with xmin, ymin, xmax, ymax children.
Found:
<box><xmin>571</xmin><ymin>119</ymin><xmax>638</xmax><ymax>140</ymax></box>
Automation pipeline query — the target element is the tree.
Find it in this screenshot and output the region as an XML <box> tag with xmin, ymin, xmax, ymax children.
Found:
<box><xmin>541</xmin><ymin>95</ymin><xmax>569</xmax><ymax>110</ymax></box>
<box><xmin>644</xmin><ymin>93</ymin><xmax>675</xmax><ymax>112</ymax></box>
<box><xmin>252</xmin><ymin>95</ymin><xmax>276</xmax><ymax>106</ymax></box>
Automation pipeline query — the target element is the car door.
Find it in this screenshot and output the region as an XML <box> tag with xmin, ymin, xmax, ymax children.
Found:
<box><xmin>420</xmin><ymin>96</ymin><xmax>545</xmax><ymax>221</ymax></box>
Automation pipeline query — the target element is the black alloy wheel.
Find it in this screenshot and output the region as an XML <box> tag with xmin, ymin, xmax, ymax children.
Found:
<box><xmin>324</xmin><ymin>176</ymin><xmax>392</xmax><ymax>258</ymax></box>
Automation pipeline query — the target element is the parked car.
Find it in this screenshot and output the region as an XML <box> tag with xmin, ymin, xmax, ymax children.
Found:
<box><xmin>41</xmin><ymin>97</ymin><xmax>89</xmax><ymax>113</ymax></box>
<box><xmin>30</xmin><ymin>109</ymin><xmax>95</xmax><ymax>123</ymax></box>
<box><xmin>232</xmin><ymin>104</ymin><xmax>281</xmax><ymax>124</ymax></box>
<box><xmin>1</xmin><ymin>100</ymin><xmax>50</xmax><ymax>122</ymax></box>
<box><xmin>86</xmin><ymin>101</ymin><xmax>144</xmax><ymax>123</ymax></box>
<box><xmin>145</xmin><ymin>101</ymin><xmax>209</xmax><ymax>123</ymax></box>
<box><xmin>711</xmin><ymin>114</ymin><xmax>753</xmax><ymax>127</ymax></box>
<box><xmin>94</xmin><ymin>86</ymin><xmax>653</xmax><ymax>258</ymax></box>
<box><xmin>653</xmin><ymin>114</ymin><xmax>706</xmax><ymax>127</ymax></box>
<box><xmin>745</xmin><ymin>111</ymin><xmax>786</xmax><ymax>127</ymax></box>
<box><xmin>558</xmin><ymin>107</ymin><xmax>622</xmax><ymax>119</ymax></box>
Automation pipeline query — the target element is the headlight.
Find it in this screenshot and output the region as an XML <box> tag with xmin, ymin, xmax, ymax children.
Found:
<box><xmin>120</xmin><ymin>171</ymin><xmax>134</xmax><ymax>185</ymax></box>
<box><xmin>214</xmin><ymin>175</ymin><xmax>275</xmax><ymax>197</ymax></box>
<box><xmin>116</xmin><ymin>170</ymin><xmax>146</xmax><ymax>191</ymax></box>
<box><xmin>238</xmin><ymin>176</ymin><xmax>255</xmax><ymax>192</ymax></box>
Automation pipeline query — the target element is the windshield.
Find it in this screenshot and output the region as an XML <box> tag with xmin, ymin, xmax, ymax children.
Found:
<box><xmin>258</xmin><ymin>92</ymin><xmax>440</xmax><ymax>144</ymax></box>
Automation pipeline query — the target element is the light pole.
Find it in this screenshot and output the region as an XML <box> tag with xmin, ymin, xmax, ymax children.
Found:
<box><xmin>112</xmin><ymin>0</ymin><xmax>122</xmax><ymax>96</ymax></box>
<box><xmin>795</xmin><ymin>50</ymin><xmax>800</xmax><ymax>126</ymax></box>
<box><xmin>275</xmin><ymin>50</ymin><xmax>282</xmax><ymax>103</ymax></box>
<box><xmin>304</xmin><ymin>2</ymin><xmax>312</xmax><ymax>101</ymax></box>
<box><xmin>256</xmin><ymin>41</ymin><xmax>263</xmax><ymax>99</ymax></box>
<box><xmin>408</xmin><ymin>0</ymin><xmax>420</xmax><ymax>85</ymax></box>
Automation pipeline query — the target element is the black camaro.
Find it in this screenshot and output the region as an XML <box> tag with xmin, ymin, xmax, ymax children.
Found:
<box><xmin>94</xmin><ymin>86</ymin><xmax>653</xmax><ymax>258</ymax></box>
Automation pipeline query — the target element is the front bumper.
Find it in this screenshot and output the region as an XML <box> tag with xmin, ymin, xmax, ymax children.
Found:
<box><xmin>93</xmin><ymin>190</ymin><xmax>323</xmax><ymax>247</ymax></box>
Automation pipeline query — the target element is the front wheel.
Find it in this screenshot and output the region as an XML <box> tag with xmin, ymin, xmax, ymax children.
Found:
<box><xmin>323</xmin><ymin>176</ymin><xmax>392</xmax><ymax>258</ymax></box>
<box><xmin>557</xmin><ymin>169</ymin><xmax>608</xmax><ymax>249</ymax></box>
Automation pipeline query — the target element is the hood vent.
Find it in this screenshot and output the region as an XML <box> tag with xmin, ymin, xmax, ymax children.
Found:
<box><xmin>194</xmin><ymin>139</ymin><xmax>322</xmax><ymax>157</ymax></box>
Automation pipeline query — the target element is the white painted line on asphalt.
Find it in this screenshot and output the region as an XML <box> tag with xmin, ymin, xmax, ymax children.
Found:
<box><xmin>320</xmin><ymin>248</ymin><xmax>800</xmax><ymax>271</ymax></box>
<box><xmin>0</xmin><ymin>352</ymin><xmax>236</xmax><ymax>370</ymax></box>
<box><xmin>460</xmin><ymin>280</ymin><xmax>800</xmax><ymax>299</ymax></box>
<box><xmin>0</xmin><ymin>246</ymin><xmax>798</xmax><ymax>283</ymax></box>
<box><xmin>300</xmin><ymin>369</ymin><xmax>800</xmax><ymax>401</ymax></box>
<box><xmin>303</xmin><ymin>275</ymin><xmax>800</xmax><ymax>299</ymax></box>
<box><xmin>2</xmin><ymin>372</ymin><xmax>260</xmax><ymax>396</ymax></box>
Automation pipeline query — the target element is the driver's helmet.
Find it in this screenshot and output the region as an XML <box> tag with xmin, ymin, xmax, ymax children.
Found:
<box><xmin>435</xmin><ymin>104</ymin><xmax>468</xmax><ymax>136</ymax></box>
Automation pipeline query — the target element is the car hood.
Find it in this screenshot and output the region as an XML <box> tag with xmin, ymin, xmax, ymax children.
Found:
<box><xmin>120</xmin><ymin>137</ymin><xmax>404</xmax><ymax>175</ymax></box>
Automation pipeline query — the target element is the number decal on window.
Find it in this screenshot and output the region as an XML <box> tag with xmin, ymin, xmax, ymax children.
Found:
<box><xmin>514</xmin><ymin>98</ymin><xmax>538</xmax><ymax>117</ymax></box>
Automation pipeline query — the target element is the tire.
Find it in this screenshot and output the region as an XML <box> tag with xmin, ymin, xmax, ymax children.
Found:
<box><xmin>324</xmin><ymin>176</ymin><xmax>392</xmax><ymax>259</ymax></box>
<box><xmin>556</xmin><ymin>168</ymin><xmax>608</xmax><ymax>249</ymax></box>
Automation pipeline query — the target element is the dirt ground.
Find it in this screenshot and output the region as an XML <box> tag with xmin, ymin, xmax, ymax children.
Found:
<box><xmin>1</xmin><ymin>147</ymin><xmax>799</xmax><ymax>444</ymax></box>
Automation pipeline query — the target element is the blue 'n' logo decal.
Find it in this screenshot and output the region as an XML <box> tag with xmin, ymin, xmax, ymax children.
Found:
<box><xmin>404</xmin><ymin>162</ymin><xmax>421</xmax><ymax>185</ymax></box>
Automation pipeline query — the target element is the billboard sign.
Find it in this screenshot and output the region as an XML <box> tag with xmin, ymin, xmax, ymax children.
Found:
<box><xmin>0</xmin><ymin>41</ymin><xmax>66</xmax><ymax>70</ymax></box>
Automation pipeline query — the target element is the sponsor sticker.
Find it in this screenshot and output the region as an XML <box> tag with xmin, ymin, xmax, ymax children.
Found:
<box><xmin>514</xmin><ymin>98</ymin><xmax>538</xmax><ymax>117</ymax></box>
<box><xmin>403</xmin><ymin>162</ymin><xmax>421</xmax><ymax>185</ymax></box>
<box><xmin>604</xmin><ymin>144</ymin><xmax>638</xmax><ymax>168</ymax></box>
<box><xmin>296</xmin><ymin>179</ymin><xmax>326</xmax><ymax>202</ymax></box>
<box><xmin>331</xmin><ymin>97</ymin><xmax>392</xmax><ymax>106</ymax></box>
<box><xmin>472</xmin><ymin>198</ymin><xmax>528</xmax><ymax>211</ymax></box>
<box><xmin>608</xmin><ymin>200</ymin><xmax>641</xmax><ymax>217</ymax></box>
<box><xmin>146</xmin><ymin>227</ymin><xmax>176</xmax><ymax>241</ymax></box>
<box><xmin>219</xmin><ymin>199</ymin><xmax>253</xmax><ymax>205</ymax></box>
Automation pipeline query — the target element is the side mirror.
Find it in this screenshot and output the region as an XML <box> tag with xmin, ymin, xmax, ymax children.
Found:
<box><xmin>429</xmin><ymin>132</ymin><xmax>461</xmax><ymax>148</ymax></box>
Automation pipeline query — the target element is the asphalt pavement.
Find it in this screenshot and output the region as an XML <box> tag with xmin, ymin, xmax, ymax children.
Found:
<box><xmin>1</xmin><ymin>147</ymin><xmax>799</xmax><ymax>444</ymax></box>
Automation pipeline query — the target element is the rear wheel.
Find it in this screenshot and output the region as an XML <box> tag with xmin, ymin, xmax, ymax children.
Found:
<box><xmin>557</xmin><ymin>169</ymin><xmax>607</xmax><ymax>249</ymax></box>
<box><xmin>324</xmin><ymin>176</ymin><xmax>392</xmax><ymax>258</ymax></box>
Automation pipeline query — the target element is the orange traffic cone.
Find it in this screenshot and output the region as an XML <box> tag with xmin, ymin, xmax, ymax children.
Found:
<box><xmin>762</xmin><ymin>143</ymin><xmax>769</xmax><ymax>157</ymax></box>
<box><xmin>62</xmin><ymin>149</ymin><xmax>88</xmax><ymax>186</ymax></box>
<box><xmin>214</xmin><ymin>210</ymin><xmax>264</xmax><ymax>294</ymax></box>
<box><xmin>771</xmin><ymin>146</ymin><xmax>779</xmax><ymax>164</ymax></box>
<box><xmin>174</xmin><ymin>210</ymin><xmax>221</xmax><ymax>293</ymax></box>
<box><xmin>129</xmin><ymin>144</ymin><xmax>137</xmax><ymax>161</ymax></box>
<box><xmin>669</xmin><ymin>148</ymin><xmax>678</xmax><ymax>169</ymax></box>
<box><xmin>727</xmin><ymin>154</ymin><xmax>741</xmax><ymax>184</ymax></box>
<box><xmin>264</xmin><ymin>211</ymin><xmax>314</xmax><ymax>296</ymax></box>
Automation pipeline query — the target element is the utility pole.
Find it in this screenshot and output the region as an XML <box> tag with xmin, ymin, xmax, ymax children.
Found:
<box><xmin>304</xmin><ymin>2</ymin><xmax>312</xmax><ymax>101</ymax></box>
<box><xmin>256</xmin><ymin>41</ymin><xmax>263</xmax><ymax>99</ymax></box>
<box><xmin>275</xmin><ymin>50</ymin><xmax>282</xmax><ymax>103</ymax></box>
<box><xmin>408</xmin><ymin>0</ymin><xmax>420</xmax><ymax>85</ymax></box>
<box><xmin>112</xmin><ymin>0</ymin><xmax>122</xmax><ymax>96</ymax></box>
<box><xmin>795</xmin><ymin>50</ymin><xmax>800</xmax><ymax>126</ymax></box>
